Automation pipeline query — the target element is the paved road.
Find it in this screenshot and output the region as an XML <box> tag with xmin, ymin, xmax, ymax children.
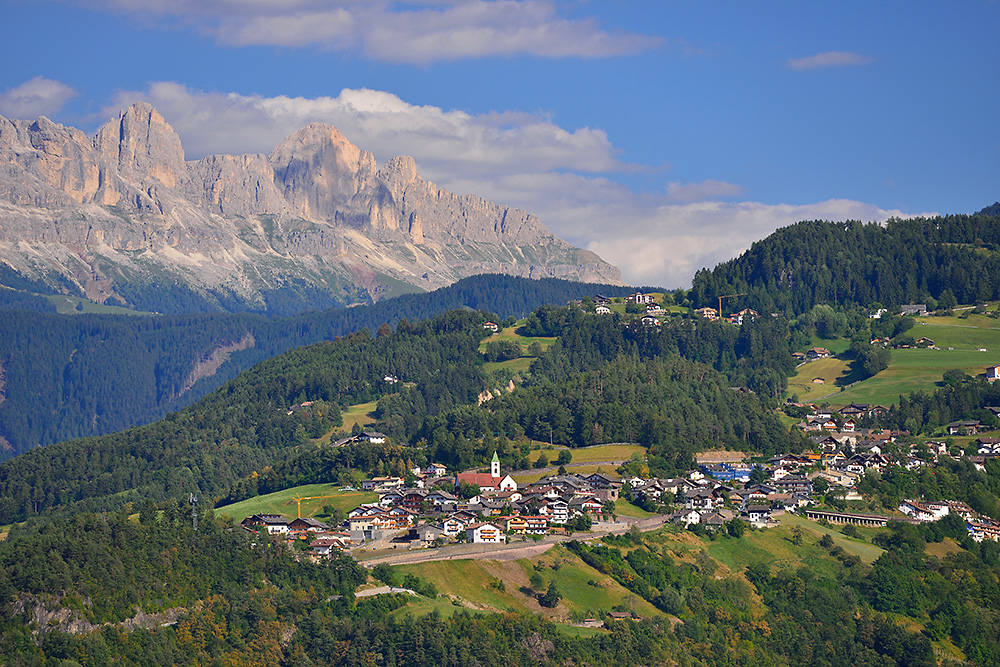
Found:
<box><xmin>357</xmin><ymin>514</ymin><xmax>670</xmax><ymax>568</ymax></box>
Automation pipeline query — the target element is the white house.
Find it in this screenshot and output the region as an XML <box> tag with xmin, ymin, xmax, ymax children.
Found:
<box><xmin>466</xmin><ymin>522</ymin><xmax>504</xmax><ymax>543</ymax></box>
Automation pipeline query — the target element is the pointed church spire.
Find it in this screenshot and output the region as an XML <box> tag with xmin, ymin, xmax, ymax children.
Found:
<box><xmin>491</xmin><ymin>451</ymin><xmax>501</xmax><ymax>478</ymax></box>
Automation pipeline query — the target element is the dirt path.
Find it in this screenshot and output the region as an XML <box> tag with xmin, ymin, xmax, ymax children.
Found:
<box><xmin>357</xmin><ymin>514</ymin><xmax>670</xmax><ymax>568</ymax></box>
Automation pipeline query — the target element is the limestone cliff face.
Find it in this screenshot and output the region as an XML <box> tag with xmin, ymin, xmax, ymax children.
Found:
<box><xmin>0</xmin><ymin>103</ymin><xmax>622</xmax><ymax>312</ymax></box>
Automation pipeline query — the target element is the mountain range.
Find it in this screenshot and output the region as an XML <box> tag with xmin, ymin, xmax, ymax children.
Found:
<box><xmin>0</xmin><ymin>103</ymin><xmax>621</xmax><ymax>314</ymax></box>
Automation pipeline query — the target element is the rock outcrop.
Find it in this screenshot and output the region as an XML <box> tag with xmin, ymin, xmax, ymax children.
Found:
<box><xmin>0</xmin><ymin>103</ymin><xmax>622</xmax><ymax>312</ymax></box>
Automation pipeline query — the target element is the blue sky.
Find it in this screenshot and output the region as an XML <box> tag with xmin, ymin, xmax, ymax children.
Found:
<box><xmin>1</xmin><ymin>1</ymin><xmax>997</xmax><ymax>287</ymax></box>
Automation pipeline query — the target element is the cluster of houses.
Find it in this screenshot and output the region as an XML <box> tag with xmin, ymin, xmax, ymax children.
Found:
<box><xmin>239</xmin><ymin>514</ymin><xmax>354</xmax><ymax>558</ymax></box>
<box><xmin>896</xmin><ymin>498</ymin><xmax>1000</xmax><ymax>542</ymax></box>
<box><xmin>590</xmin><ymin>293</ymin><xmax>663</xmax><ymax>318</ymax></box>
<box><xmin>622</xmin><ymin>460</ymin><xmax>813</xmax><ymax>530</ymax></box>
<box><xmin>242</xmin><ymin>403</ymin><xmax>1000</xmax><ymax>556</ymax></box>
<box><xmin>624</xmin><ymin>412</ymin><xmax>1000</xmax><ymax>542</ymax></box>
<box><xmin>349</xmin><ymin>455</ymin><xmax>620</xmax><ymax>547</ymax></box>
<box><xmin>248</xmin><ymin>453</ymin><xmax>624</xmax><ymax>555</ymax></box>
<box><xmin>692</xmin><ymin>306</ymin><xmax>759</xmax><ymax>325</ymax></box>
<box><xmin>585</xmin><ymin>294</ymin><xmax>760</xmax><ymax>328</ymax></box>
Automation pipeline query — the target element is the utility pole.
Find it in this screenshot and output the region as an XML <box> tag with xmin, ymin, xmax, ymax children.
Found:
<box><xmin>189</xmin><ymin>493</ymin><xmax>198</xmax><ymax>532</ymax></box>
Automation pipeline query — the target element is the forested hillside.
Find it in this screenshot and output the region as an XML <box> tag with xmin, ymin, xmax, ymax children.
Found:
<box><xmin>6</xmin><ymin>506</ymin><xmax>982</xmax><ymax>666</ymax></box>
<box><xmin>0</xmin><ymin>310</ymin><xmax>487</xmax><ymax>523</ymax></box>
<box><xmin>0</xmin><ymin>299</ymin><xmax>800</xmax><ymax>523</ymax></box>
<box><xmin>691</xmin><ymin>209</ymin><xmax>1000</xmax><ymax>317</ymax></box>
<box><xmin>0</xmin><ymin>275</ymin><xmax>634</xmax><ymax>460</ymax></box>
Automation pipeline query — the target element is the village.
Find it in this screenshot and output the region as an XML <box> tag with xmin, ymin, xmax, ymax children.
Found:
<box><xmin>238</xmin><ymin>293</ymin><xmax>1000</xmax><ymax>561</ymax></box>
<box><xmin>240</xmin><ymin>409</ymin><xmax>1000</xmax><ymax>561</ymax></box>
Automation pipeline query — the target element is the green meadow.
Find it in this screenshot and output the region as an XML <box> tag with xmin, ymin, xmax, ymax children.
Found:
<box><xmin>215</xmin><ymin>483</ymin><xmax>376</xmax><ymax>522</ymax></box>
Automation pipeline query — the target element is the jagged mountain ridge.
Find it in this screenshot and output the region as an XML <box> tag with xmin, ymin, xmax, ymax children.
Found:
<box><xmin>0</xmin><ymin>103</ymin><xmax>621</xmax><ymax>312</ymax></box>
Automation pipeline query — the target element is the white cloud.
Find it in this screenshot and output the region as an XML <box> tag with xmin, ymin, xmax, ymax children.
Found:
<box><xmin>444</xmin><ymin>170</ymin><xmax>928</xmax><ymax>287</ymax></box>
<box><xmin>0</xmin><ymin>77</ymin><xmax>77</xmax><ymax>119</ymax></box>
<box><xmin>96</xmin><ymin>83</ymin><xmax>930</xmax><ymax>288</ymax></box>
<box><xmin>787</xmin><ymin>51</ymin><xmax>875</xmax><ymax>70</ymax></box>
<box><xmin>78</xmin><ymin>0</ymin><xmax>663</xmax><ymax>63</ymax></box>
<box><xmin>100</xmin><ymin>82</ymin><xmax>623</xmax><ymax>177</ymax></box>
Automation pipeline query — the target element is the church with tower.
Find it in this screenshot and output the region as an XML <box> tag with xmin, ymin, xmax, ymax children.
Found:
<box><xmin>454</xmin><ymin>451</ymin><xmax>518</xmax><ymax>493</ymax></box>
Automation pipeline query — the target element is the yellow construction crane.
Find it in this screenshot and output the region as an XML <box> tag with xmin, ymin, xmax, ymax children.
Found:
<box><xmin>290</xmin><ymin>492</ymin><xmax>340</xmax><ymax>518</ymax></box>
<box><xmin>718</xmin><ymin>293</ymin><xmax>747</xmax><ymax>318</ymax></box>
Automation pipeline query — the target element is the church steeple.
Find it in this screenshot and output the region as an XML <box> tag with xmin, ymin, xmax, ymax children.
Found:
<box><xmin>491</xmin><ymin>451</ymin><xmax>501</xmax><ymax>478</ymax></box>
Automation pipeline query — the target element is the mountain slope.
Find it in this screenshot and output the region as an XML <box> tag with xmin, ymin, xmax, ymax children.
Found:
<box><xmin>0</xmin><ymin>274</ymin><xmax>634</xmax><ymax>460</ymax></box>
<box><xmin>0</xmin><ymin>103</ymin><xmax>621</xmax><ymax>314</ymax></box>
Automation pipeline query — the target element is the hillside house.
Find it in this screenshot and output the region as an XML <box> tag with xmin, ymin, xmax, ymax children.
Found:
<box><xmin>483</xmin><ymin>322</ymin><xmax>499</xmax><ymax>332</ymax></box>
<box><xmin>898</xmin><ymin>500</ymin><xmax>950</xmax><ymax>522</ymax></box>
<box><xmin>670</xmin><ymin>509</ymin><xmax>701</xmax><ymax>526</ymax></box>
<box><xmin>627</xmin><ymin>292</ymin><xmax>655</xmax><ymax>304</ymax></box>
<box><xmin>537</xmin><ymin>499</ymin><xmax>570</xmax><ymax>524</ymax></box>
<box><xmin>807</xmin><ymin>347</ymin><xmax>831</xmax><ymax>359</ymax></box>
<box><xmin>241</xmin><ymin>514</ymin><xmax>289</xmax><ymax>535</ymax></box>
<box><xmin>744</xmin><ymin>505</ymin><xmax>772</xmax><ymax>524</ymax></box>
<box><xmin>694</xmin><ymin>307</ymin><xmax>718</xmax><ymax>321</ymax></box>
<box><xmin>900</xmin><ymin>304</ymin><xmax>928</xmax><ymax>316</ymax></box>
<box><xmin>773</xmin><ymin>475</ymin><xmax>812</xmax><ymax>496</ymax></box>
<box><xmin>595</xmin><ymin>305</ymin><xmax>611</xmax><ymax>315</ymax></box>
<box><xmin>987</xmin><ymin>365</ymin><xmax>1000</xmax><ymax>381</ymax></box>
<box><xmin>407</xmin><ymin>524</ymin><xmax>444</xmax><ymax>545</ymax></box>
<box><xmin>967</xmin><ymin>519</ymin><xmax>1000</xmax><ymax>542</ymax></box>
<box><xmin>839</xmin><ymin>403</ymin><xmax>870</xmax><ymax>418</ymax></box>
<box><xmin>730</xmin><ymin>308</ymin><xmax>759</xmax><ymax>325</ymax></box>
<box><xmin>948</xmin><ymin>420</ymin><xmax>981</xmax><ymax>436</ymax></box>
<box><xmin>288</xmin><ymin>517</ymin><xmax>331</xmax><ymax>536</ymax></box>
<box><xmin>466</xmin><ymin>522</ymin><xmax>504</xmax><ymax>543</ymax></box>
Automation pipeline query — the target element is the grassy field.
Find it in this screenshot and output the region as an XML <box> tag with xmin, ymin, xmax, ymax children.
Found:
<box><xmin>527</xmin><ymin>444</ymin><xmax>645</xmax><ymax>465</ymax></box>
<box><xmin>478</xmin><ymin>326</ymin><xmax>557</xmax><ymax>354</ymax></box>
<box><xmin>790</xmin><ymin>314</ymin><xmax>1000</xmax><ymax>407</ymax></box>
<box><xmin>311</xmin><ymin>401</ymin><xmax>378</xmax><ymax>445</ymax></box>
<box><xmin>786</xmin><ymin>357</ymin><xmax>851</xmax><ymax>401</ymax></box>
<box><xmin>396</xmin><ymin>544</ymin><xmax>659</xmax><ymax>620</ymax></box>
<box><xmin>613</xmin><ymin>498</ymin><xmax>657</xmax><ymax>518</ymax></box>
<box><xmin>340</xmin><ymin>401</ymin><xmax>377</xmax><ymax>431</ymax></box>
<box><xmin>834</xmin><ymin>347</ymin><xmax>997</xmax><ymax>406</ymax></box>
<box><xmin>650</xmin><ymin>513</ymin><xmax>883</xmax><ymax>580</ymax></box>
<box><xmin>479</xmin><ymin>324</ymin><xmax>556</xmax><ymax>374</ymax></box>
<box><xmin>214</xmin><ymin>483</ymin><xmax>376</xmax><ymax>522</ymax></box>
<box><xmin>46</xmin><ymin>294</ymin><xmax>151</xmax><ymax>315</ymax></box>
<box><xmin>807</xmin><ymin>336</ymin><xmax>851</xmax><ymax>354</ymax></box>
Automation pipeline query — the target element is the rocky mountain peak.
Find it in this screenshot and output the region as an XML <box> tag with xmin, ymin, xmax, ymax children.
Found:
<box><xmin>0</xmin><ymin>104</ymin><xmax>623</xmax><ymax>313</ymax></box>
<box><xmin>94</xmin><ymin>103</ymin><xmax>187</xmax><ymax>190</ymax></box>
<box><xmin>269</xmin><ymin>123</ymin><xmax>378</xmax><ymax>220</ymax></box>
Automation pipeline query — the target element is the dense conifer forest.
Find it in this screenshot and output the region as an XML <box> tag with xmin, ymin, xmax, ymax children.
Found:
<box><xmin>691</xmin><ymin>206</ymin><xmax>1000</xmax><ymax>317</ymax></box>
<box><xmin>0</xmin><ymin>275</ymin><xmax>633</xmax><ymax>460</ymax></box>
